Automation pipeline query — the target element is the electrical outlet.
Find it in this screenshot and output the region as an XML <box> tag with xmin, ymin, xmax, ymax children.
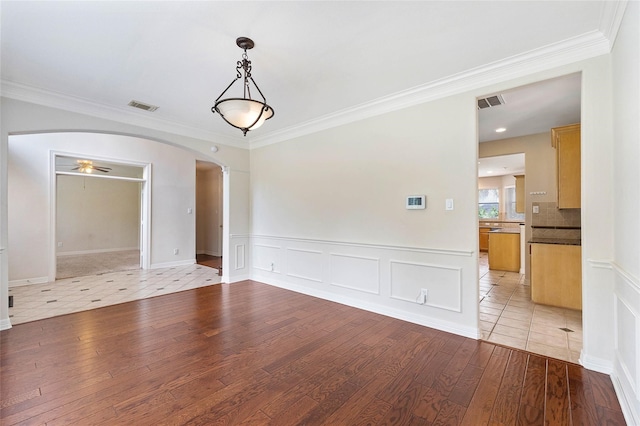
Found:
<box><xmin>57</xmin><ymin>242</ymin><xmax>63</xmax><ymax>247</ymax></box>
<box><xmin>173</xmin><ymin>248</ymin><xmax>179</xmax><ymax>255</ymax></box>
<box><xmin>419</xmin><ymin>288</ymin><xmax>428</xmax><ymax>304</ymax></box>
<box><xmin>270</xmin><ymin>262</ymin><xmax>275</xmax><ymax>272</ymax></box>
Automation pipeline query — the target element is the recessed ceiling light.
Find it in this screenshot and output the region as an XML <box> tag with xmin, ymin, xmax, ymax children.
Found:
<box><xmin>495</xmin><ymin>127</ymin><xmax>507</xmax><ymax>133</ymax></box>
<box><xmin>487</xmin><ymin>170</ymin><xmax>493</xmax><ymax>174</ymax></box>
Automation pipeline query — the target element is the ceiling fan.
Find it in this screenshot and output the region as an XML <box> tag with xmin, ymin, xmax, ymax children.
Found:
<box><xmin>72</xmin><ymin>160</ymin><xmax>112</xmax><ymax>174</ymax></box>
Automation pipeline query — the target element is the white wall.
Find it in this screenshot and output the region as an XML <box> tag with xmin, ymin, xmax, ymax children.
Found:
<box><xmin>56</xmin><ymin>175</ymin><xmax>140</xmax><ymax>254</ymax></box>
<box><xmin>249</xmin><ymin>55</ymin><xmax>616</xmax><ymax>364</ymax></box>
<box><xmin>611</xmin><ymin>1</ymin><xmax>640</xmax><ymax>423</ymax></box>
<box><xmin>251</xmin><ymin>93</ymin><xmax>481</xmax><ymax>337</ymax></box>
<box><xmin>8</xmin><ymin>132</ymin><xmax>196</xmax><ymax>283</ymax></box>
<box><xmin>0</xmin><ymin>98</ymin><xmax>252</xmax><ymax>329</ymax></box>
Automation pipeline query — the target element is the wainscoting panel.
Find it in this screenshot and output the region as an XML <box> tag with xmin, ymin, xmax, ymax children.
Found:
<box><xmin>250</xmin><ymin>235</ymin><xmax>479</xmax><ymax>339</ymax></box>
<box><xmin>253</xmin><ymin>243</ymin><xmax>281</xmax><ymax>273</ymax></box>
<box><xmin>612</xmin><ymin>262</ymin><xmax>640</xmax><ymax>425</ymax></box>
<box><xmin>286</xmin><ymin>248</ymin><xmax>323</xmax><ymax>283</ymax></box>
<box><xmin>235</xmin><ymin>244</ymin><xmax>246</xmax><ymax>270</ymax></box>
<box><xmin>390</xmin><ymin>260</ymin><xmax>462</xmax><ymax>312</ymax></box>
<box><xmin>227</xmin><ymin>235</ymin><xmax>250</xmax><ymax>283</ymax></box>
<box><xmin>330</xmin><ymin>253</ymin><xmax>380</xmax><ymax>294</ymax></box>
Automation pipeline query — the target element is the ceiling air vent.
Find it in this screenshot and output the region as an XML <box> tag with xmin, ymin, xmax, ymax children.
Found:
<box><xmin>477</xmin><ymin>94</ymin><xmax>505</xmax><ymax>110</ymax></box>
<box><xmin>128</xmin><ymin>100</ymin><xmax>159</xmax><ymax>112</ymax></box>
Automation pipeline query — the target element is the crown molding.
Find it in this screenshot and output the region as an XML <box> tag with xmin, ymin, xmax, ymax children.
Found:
<box><xmin>0</xmin><ymin>80</ymin><xmax>246</xmax><ymax>149</ymax></box>
<box><xmin>599</xmin><ymin>0</ymin><xmax>629</xmax><ymax>49</ymax></box>
<box><xmin>3</xmin><ymin>1</ymin><xmax>625</xmax><ymax>152</ymax></box>
<box><xmin>250</xmin><ymin>29</ymin><xmax>612</xmax><ymax>149</ymax></box>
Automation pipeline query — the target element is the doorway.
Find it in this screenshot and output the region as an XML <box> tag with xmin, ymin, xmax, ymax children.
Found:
<box><xmin>476</xmin><ymin>73</ymin><xmax>583</xmax><ymax>363</ymax></box>
<box><xmin>53</xmin><ymin>154</ymin><xmax>148</xmax><ymax>280</ymax></box>
<box><xmin>195</xmin><ymin>161</ymin><xmax>223</xmax><ymax>273</ymax></box>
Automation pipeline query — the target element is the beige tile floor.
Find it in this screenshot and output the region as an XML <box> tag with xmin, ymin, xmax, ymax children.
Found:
<box><xmin>8</xmin><ymin>263</ymin><xmax>221</xmax><ymax>325</ymax></box>
<box><xmin>479</xmin><ymin>252</ymin><xmax>583</xmax><ymax>363</ymax></box>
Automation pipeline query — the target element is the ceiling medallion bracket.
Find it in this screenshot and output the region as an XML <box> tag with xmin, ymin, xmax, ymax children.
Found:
<box><xmin>236</xmin><ymin>37</ymin><xmax>254</xmax><ymax>51</ymax></box>
<box><xmin>211</xmin><ymin>36</ymin><xmax>274</xmax><ymax>136</ymax></box>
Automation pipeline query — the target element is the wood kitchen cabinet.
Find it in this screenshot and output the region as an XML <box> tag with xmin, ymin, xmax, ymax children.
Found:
<box><xmin>488</xmin><ymin>232</ymin><xmax>520</xmax><ymax>272</ymax></box>
<box><xmin>479</xmin><ymin>227</ymin><xmax>490</xmax><ymax>252</ymax></box>
<box><xmin>531</xmin><ymin>243</ymin><xmax>582</xmax><ymax>310</ymax></box>
<box><xmin>514</xmin><ymin>174</ymin><xmax>525</xmax><ymax>213</ymax></box>
<box><xmin>552</xmin><ymin>124</ymin><xmax>581</xmax><ymax>209</ymax></box>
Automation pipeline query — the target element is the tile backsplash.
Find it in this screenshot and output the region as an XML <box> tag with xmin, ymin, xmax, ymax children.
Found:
<box><xmin>531</xmin><ymin>201</ymin><xmax>581</xmax><ymax>240</ymax></box>
<box><xmin>531</xmin><ymin>202</ymin><xmax>581</xmax><ymax>227</ymax></box>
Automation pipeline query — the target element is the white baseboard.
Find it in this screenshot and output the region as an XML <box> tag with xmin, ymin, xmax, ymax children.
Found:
<box><xmin>225</xmin><ymin>273</ymin><xmax>250</xmax><ymax>284</ymax></box>
<box><xmin>197</xmin><ymin>250</ymin><xmax>222</xmax><ymax>257</ymax></box>
<box><xmin>57</xmin><ymin>247</ymin><xmax>139</xmax><ymax>256</ymax></box>
<box><xmin>253</xmin><ymin>275</ymin><xmax>479</xmax><ymax>339</ymax></box>
<box><xmin>0</xmin><ymin>318</ymin><xmax>12</xmax><ymax>330</ymax></box>
<box><xmin>149</xmin><ymin>259</ymin><xmax>196</xmax><ymax>269</ymax></box>
<box><xmin>580</xmin><ymin>351</ymin><xmax>613</xmax><ymax>374</ymax></box>
<box><xmin>610</xmin><ymin>371</ymin><xmax>640</xmax><ymax>426</ymax></box>
<box><xmin>9</xmin><ymin>276</ymin><xmax>49</xmax><ymax>288</ymax></box>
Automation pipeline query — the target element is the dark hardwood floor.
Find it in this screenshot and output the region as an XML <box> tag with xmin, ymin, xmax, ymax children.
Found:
<box><xmin>0</xmin><ymin>280</ymin><xmax>626</xmax><ymax>425</ymax></box>
<box><xmin>196</xmin><ymin>254</ymin><xmax>222</xmax><ymax>272</ymax></box>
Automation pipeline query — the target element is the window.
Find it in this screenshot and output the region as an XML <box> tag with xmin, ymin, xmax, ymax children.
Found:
<box><xmin>505</xmin><ymin>186</ymin><xmax>525</xmax><ymax>220</ymax></box>
<box><xmin>479</xmin><ymin>188</ymin><xmax>499</xmax><ymax>218</ymax></box>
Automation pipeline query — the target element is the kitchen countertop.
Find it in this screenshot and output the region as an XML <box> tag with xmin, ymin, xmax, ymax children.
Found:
<box><xmin>489</xmin><ymin>228</ymin><xmax>520</xmax><ymax>234</ymax></box>
<box><xmin>529</xmin><ymin>237</ymin><xmax>581</xmax><ymax>246</ymax></box>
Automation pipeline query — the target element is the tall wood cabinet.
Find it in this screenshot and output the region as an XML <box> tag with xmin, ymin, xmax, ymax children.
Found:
<box><xmin>514</xmin><ymin>174</ymin><xmax>525</xmax><ymax>213</ymax></box>
<box><xmin>551</xmin><ymin>124</ymin><xmax>581</xmax><ymax>209</ymax></box>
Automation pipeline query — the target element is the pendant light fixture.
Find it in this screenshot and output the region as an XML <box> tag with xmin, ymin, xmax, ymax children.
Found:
<box><xmin>211</xmin><ymin>37</ymin><xmax>274</xmax><ymax>136</ymax></box>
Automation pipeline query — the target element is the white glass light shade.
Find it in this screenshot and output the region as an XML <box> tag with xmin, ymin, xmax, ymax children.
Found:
<box><xmin>215</xmin><ymin>99</ymin><xmax>274</xmax><ymax>130</ymax></box>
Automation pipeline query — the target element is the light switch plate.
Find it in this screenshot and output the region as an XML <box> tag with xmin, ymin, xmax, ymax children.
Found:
<box><xmin>445</xmin><ymin>198</ymin><xmax>454</xmax><ymax>211</ymax></box>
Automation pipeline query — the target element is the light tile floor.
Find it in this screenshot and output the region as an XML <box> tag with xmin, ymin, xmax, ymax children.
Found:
<box><xmin>479</xmin><ymin>252</ymin><xmax>583</xmax><ymax>363</ymax></box>
<box><xmin>8</xmin><ymin>264</ymin><xmax>221</xmax><ymax>325</ymax></box>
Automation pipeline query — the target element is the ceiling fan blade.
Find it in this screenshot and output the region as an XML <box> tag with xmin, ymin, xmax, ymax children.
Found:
<box><xmin>94</xmin><ymin>167</ymin><xmax>112</xmax><ymax>172</ymax></box>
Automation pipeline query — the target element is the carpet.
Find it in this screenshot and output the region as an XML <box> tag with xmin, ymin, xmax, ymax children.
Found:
<box><xmin>56</xmin><ymin>250</ymin><xmax>140</xmax><ymax>279</ymax></box>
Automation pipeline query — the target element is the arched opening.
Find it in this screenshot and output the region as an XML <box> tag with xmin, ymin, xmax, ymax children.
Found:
<box><xmin>6</xmin><ymin>131</ymin><xmax>232</xmax><ymax>323</ymax></box>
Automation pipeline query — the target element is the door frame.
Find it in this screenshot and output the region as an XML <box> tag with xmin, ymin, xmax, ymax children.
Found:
<box><xmin>49</xmin><ymin>151</ymin><xmax>151</xmax><ymax>281</ymax></box>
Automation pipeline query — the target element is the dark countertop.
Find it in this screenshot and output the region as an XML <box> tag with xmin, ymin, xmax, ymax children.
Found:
<box><xmin>489</xmin><ymin>228</ymin><xmax>521</xmax><ymax>234</ymax></box>
<box><xmin>529</xmin><ymin>238</ymin><xmax>581</xmax><ymax>246</ymax></box>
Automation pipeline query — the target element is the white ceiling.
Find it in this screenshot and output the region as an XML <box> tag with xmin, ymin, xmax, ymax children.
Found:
<box><xmin>478</xmin><ymin>154</ymin><xmax>525</xmax><ymax>178</ymax></box>
<box><xmin>0</xmin><ymin>1</ymin><xmax>624</xmax><ymax>148</ymax></box>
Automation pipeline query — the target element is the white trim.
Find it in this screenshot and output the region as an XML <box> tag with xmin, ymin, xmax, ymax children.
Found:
<box><xmin>149</xmin><ymin>259</ymin><xmax>195</xmax><ymax>269</ymax></box>
<box><xmin>1</xmin><ymin>80</ymin><xmax>244</xmax><ymax>149</ymax></box>
<box><xmin>1</xmin><ymin>26</ymin><xmax>617</xmax><ymax>151</ymax></box>
<box><xmin>55</xmin><ymin>171</ymin><xmax>145</xmax><ymax>182</ymax></box>
<box><xmin>588</xmin><ymin>258</ymin><xmax>614</xmax><ymax>269</ymax></box>
<box><xmin>580</xmin><ymin>352</ymin><xmax>613</xmax><ymax>374</ymax></box>
<box><xmin>0</xmin><ymin>318</ymin><xmax>12</xmax><ymax>331</ymax></box>
<box><xmin>611</xmin><ymin>371</ymin><xmax>640</xmax><ymax>426</ymax></box>
<box><xmin>249</xmin><ymin>30</ymin><xmax>611</xmax><ymax>148</ymax></box>
<box><xmin>255</xmin><ymin>275</ymin><xmax>479</xmax><ymax>339</ymax></box>
<box><xmin>57</xmin><ymin>247</ymin><xmax>139</xmax><ymax>256</ymax></box>
<box><xmin>599</xmin><ymin>0</ymin><xmax>629</xmax><ymax>49</ymax></box>
<box><xmin>9</xmin><ymin>276</ymin><xmax>49</xmax><ymax>288</ymax></box>
<box><xmin>252</xmin><ymin>234</ymin><xmax>474</xmax><ymax>257</ymax></box>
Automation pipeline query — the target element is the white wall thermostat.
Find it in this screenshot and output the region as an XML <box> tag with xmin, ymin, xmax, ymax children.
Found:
<box><xmin>406</xmin><ymin>195</ymin><xmax>426</xmax><ymax>209</ymax></box>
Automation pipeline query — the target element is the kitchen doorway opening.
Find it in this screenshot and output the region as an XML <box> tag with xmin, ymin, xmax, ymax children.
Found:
<box><xmin>476</xmin><ymin>73</ymin><xmax>583</xmax><ymax>363</ymax></box>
